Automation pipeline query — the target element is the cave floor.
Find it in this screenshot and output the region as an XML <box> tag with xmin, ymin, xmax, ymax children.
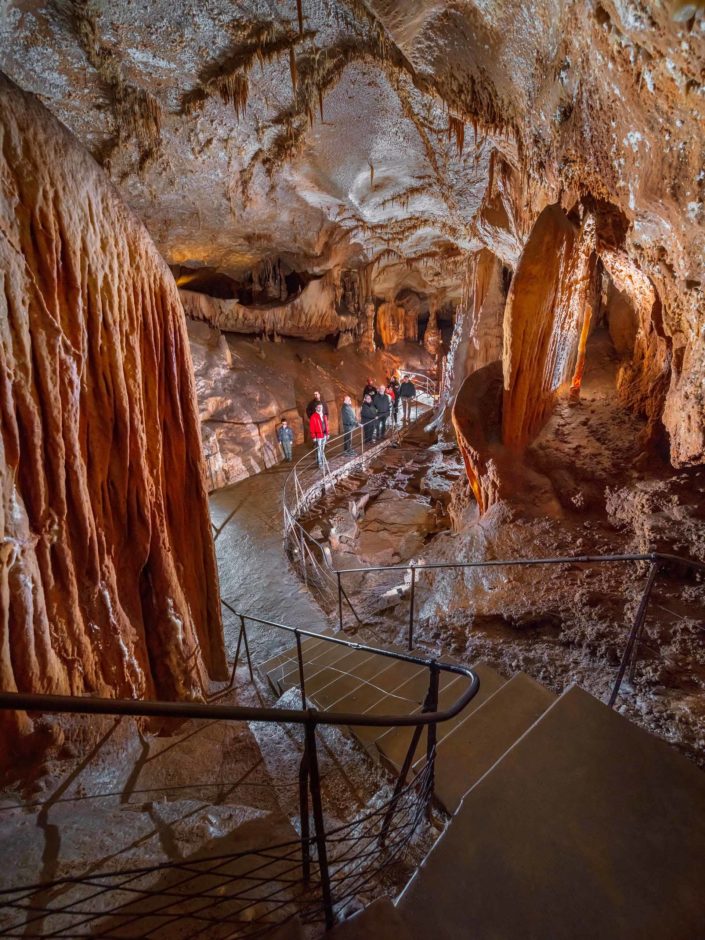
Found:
<box><xmin>210</xmin><ymin>443</ymin><xmax>331</xmax><ymax>665</ymax></box>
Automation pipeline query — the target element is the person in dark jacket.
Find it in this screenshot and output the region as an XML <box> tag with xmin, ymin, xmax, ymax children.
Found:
<box><xmin>360</xmin><ymin>394</ymin><xmax>377</xmax><ymax>444</ymax></box>
<box><xmin>399</xmin><ymin>375</ymin><xmax>416</xmax><ymax>422</ymax></box>
<box><xmin>388</xmin><ymin>376</ymin><xmax>400</xmax><ymax>425</ymax></box>
<box><xmin>372</xmin><ymin>385</ymin><xmax>391</xmax><ymax>439</ymax></box>
<box><xmin>340</xmin><ymin>396</ymin><xmax>359</xmax><ymax>455</ymax></box>
<box><xmin>276</xmin><ymin>418</ymin><xmax>294</xmax><ymax>461</ymax></box>
<box><xmin>362</xmin><ymin>377</ymin><xmax>377</xmax><ymax>399</ymax></box>
<box><xmin>306</xmin><ymin>391</ymin><xmax>329</xmax><ymax>420</ymax></box>
<box><xmin>309</xmin><ymin>404</ymin><xmax>329</xmax><ymax>468</ymax></box>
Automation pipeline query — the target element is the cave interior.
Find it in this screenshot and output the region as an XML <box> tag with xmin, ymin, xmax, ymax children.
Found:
<box><xmin>0</xmin><ymin>0</ymin><xmax>704</xmax><ymax>936</ymax></box>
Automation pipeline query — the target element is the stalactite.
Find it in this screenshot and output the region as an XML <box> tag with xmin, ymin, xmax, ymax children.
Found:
<box><xmin>369</xmin><ymin>161</ymin><xmax>375</xmax><ymax>187</ymax></box>
<box><xmin>296</xmin><ymin>0</ymin><xmax>304</xmax><ymax>35</ymax></box>
<box><xmin>215</xmin><ymin>72</ymin><xmax>249</xmax><ymax>119</ymax></box>
<box><xmin>448</xmin><ymin>115</ymin><xmax>465</xmax><ymax>156</ymax></box>
<box><xmin>289</xmin><ymin>47</ymin><xmax>298</xmax><ymax>91</ymax></box>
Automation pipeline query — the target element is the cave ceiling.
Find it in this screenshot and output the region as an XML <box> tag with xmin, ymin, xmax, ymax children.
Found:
<box><xmin>0</xmin><ymin>1</ymin><xmax>703</xmax><ymax>312</ymax></box>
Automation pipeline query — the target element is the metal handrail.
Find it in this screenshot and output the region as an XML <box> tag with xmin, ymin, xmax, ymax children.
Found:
<box><xmin>284</xmin><ymin>458</ymin><xmax>705</xmax><ymax>713</ymax></box>
<box><xmin>282</xmin><ymin>380</ymin><xmax>439</xmax><ymax>593</ymax></box>
<box><xmin>0</xmin><ymin>608</ymin><xmax>477</xmax><ymax>932</ymax></box>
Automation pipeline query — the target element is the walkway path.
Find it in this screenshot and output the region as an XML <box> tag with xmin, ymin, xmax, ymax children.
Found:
<box><xmin>209</xmin><ymin>443</ymin><xmax>330</xmax><ymax>664</ymax></box>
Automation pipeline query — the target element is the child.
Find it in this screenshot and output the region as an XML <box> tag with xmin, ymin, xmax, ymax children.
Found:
<box><xmin>277</xmin><ymin>418</ymin><xmax>294</xmax><ymax>462</ymax></box>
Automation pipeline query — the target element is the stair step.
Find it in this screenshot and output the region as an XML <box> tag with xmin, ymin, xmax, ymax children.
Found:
<box><xmin>317</xmin><ymin>656</ymin><xmax>426</xmax><ymax>720</ymax></box>
<box><xmin>349</xmin><ymin>665</ymin><xmax>439</xmax><ymax>755</ymax></box>
<box><xmin>261</xmin><ymin>630</ymin><xmax>334</xmax><ymax>694</ymax></box>
<box><xmin>374</xmin><ymin>662</ymin><xmax>506</xmax><ymax>775</ymax></box>
<box><xmin>424</xmin><ymin>672</ymin><xmax>555</xmax><ymax>814</ymax></box>
<box><xmin>398</xmin><ymin>686</ymin><xmax>705</xmax><ymax>940</ymax></box>
<box><xmin>302</xmin><ymin>649</ymin><xmax>382</xmax><ymax>697</ymax></box>
<box><xmin>328</xmin><ymin>898</ymin><xmax>412</xmax><ymax>938</ymax></box>
<box><xmin>269</xmin><ymin>637</ymin><xmax>356</xmax><ymax>695</ymax></box>
<box><xmin>308</xmin><ymin>653</ymin><xmax>404</xmax><ymax>707</ymax></box>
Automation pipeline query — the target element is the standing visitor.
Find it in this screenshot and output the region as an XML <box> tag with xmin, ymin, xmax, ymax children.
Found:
<box><xmin>372</xmin><ymin>385</ymin><xmax>391</xmax><ymax>439</ymax></box>
<box><xmin>387</xmin><ymin>375</ymin><xmax>400</xmax><ymax>425</ymax></box>
<box><xmin>360</xmin><ymin>394</ymin><xmax>377</xmax><ymax>444</ymax></box>
<box><xmin>309</xmin><ymin>403</ymin><xmax>329</xmax><ymax>469</ymax></box>
<box><xmin>276</xmin><ymin>418</ymin><xmax>294</xmax><ymax>462</ymax></box>
<box><xmin>362</xmin><ymin>377</ymin><xmax>377</xmax><ymax>399</ymax></box>
<box><xmin>399</xmin><ymin>374</ymin><xmax>416</xmax><ymax>422</ymax></box>
<box><xmin>306</xmin><ymin>391</ymin><xmax>329</xmax><ymax>420</ymax></box>
<box><xmin>341</xmin><ymin>396</ymin><xmax>359</xmax><ymax>455</ymax></box>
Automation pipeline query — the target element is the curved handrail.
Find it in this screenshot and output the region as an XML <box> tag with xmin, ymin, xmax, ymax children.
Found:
<box><xmin>0</xmin><ymin>669</ymin><xmax>478</xmax><ymax>730</ymax></box>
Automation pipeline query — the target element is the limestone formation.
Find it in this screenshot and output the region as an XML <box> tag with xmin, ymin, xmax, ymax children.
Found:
<box><xmin>3</xmin><ymin>3</ymin><xmax>703</xmax><ymax>496</ymax></box>
<box><xmin>502</xmin><ymin>207</ymin><xmax>597</xmax><ymax>451</ymax></box>
<box><xmin>0</xmin><ymin>77</ymin><xmax>226</xmax><ymax>759</ymax></box>
<box><xmin>359</xmin><ymin>302</ymin><xmax>377</xmax><ymax>353</ymax></box>
<box><xmin>424</xmin><ymin>305</ymin><xmax>442</xmax><ymax>357</ymax></box>
<box><xmin>181</xmin><ymin>274</ymin><xmax>356</xmax><ymax>342</ymax></box>
<box><xmin>377</xmin><ymin>301</ymin><xmax>406</xmax><ymax>348</ymax></box>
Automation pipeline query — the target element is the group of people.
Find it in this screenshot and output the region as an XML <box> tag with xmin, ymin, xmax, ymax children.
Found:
<box><xmin>276</xmin><ymin>374</ymin><xmax>418</xmax><ymax>470</ymax></box>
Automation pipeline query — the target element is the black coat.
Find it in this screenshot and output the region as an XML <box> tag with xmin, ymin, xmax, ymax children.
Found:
<box><xmin>399</xmin><ymin>381</ymin><xmax>416</xmax><ymax>398</ymax></box>
<box><xmin>362</xmin><ymin>383</ymin><xmax>377</xmax><ymax>399</ymax></box>
<box><xmin>360</xmin><ymin>401</ymin><xmax>377</xmax><ymax>424</ymax></box>
<box><xmin>341</xmin><ymin>403</ymin><xmax>358</xmax><ymax>429</ymax></box>
<box><xmin>306</xmin><ymin>398</ymin><xmax>329</xmax><ymax>418</ymax></box>
<box><xmin>372</xmin><ymin>392</ymin><xmax>391</xmax><ymax>416</ymax></box>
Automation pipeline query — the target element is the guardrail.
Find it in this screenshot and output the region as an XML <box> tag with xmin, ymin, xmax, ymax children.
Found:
<box><xmin>0</xmin><ymin>617</ymin><xmax>477</xmax><ymax>937</ymax></box>
<box><xmin>282</xmin><ymin>375</ymin><xmax>439</xmax><ymax>598</ymax></box>
<box><xmin>281</xmin><ymin>415</ymin><xmax>704</xmax><ymax>713</ymax></box>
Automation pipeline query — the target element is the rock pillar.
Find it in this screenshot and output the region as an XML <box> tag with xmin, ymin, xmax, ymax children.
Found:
<box><xmin>359</xmin><ymin>301</ymin><xmax>376</xmax><ymax>352</ymax></box>
<box><xmin>0</xmin><ymin>76</ymin><xmax>226</xmax><ymax>759</ymax></box>
<box><xmin>424</xmin><ymin>304</ymin><xmax>442</xmax><ymax>356</ymax></box>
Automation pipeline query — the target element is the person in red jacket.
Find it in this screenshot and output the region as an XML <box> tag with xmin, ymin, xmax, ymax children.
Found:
<box><xmin>309</xmin><ymin>403</ymin><xmax>329</xmax><ymax>469</ymax></box>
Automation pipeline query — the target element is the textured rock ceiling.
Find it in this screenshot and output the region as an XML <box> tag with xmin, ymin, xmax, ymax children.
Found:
<box><xmin>0</xmin><ymin>0</ymin><xmax>703</xmax><ymax>309</ymax></box>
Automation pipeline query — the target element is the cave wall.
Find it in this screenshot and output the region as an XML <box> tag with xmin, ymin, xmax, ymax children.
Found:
<box><xmin>0</xmin><ymin>77</ymin><xmax>226</xmax><ymax>754</ymax></box>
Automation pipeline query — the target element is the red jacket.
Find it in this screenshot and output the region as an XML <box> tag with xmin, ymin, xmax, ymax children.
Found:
<box><xmin>309</xmin><ymin>412</ymin><xmax>329</xmax><ymax>440</ymax></box>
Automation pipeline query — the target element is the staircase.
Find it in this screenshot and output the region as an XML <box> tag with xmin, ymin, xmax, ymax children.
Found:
<box><xmin>263</xmin><ymin>636</ymin><xmax>705</xmax><ymax>939</ymax></box>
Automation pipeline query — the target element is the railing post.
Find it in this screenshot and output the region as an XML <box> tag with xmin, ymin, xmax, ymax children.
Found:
<box><xmin>608</xmin><ymin>560</ymin><xmax>661</xmax><ymax>708</ymax></box>
<box><xmin>305</xmin><ymin>720</ymin><xmax>335</xmax><ymax>930</ymax></box>
<box><xmin>239</xmin><ymin>615</ymin><xmax>254</xmax><ymax>682</ymax></box>
<box><xmin>295</xmin><ymin>629</ymin><xmax>307</xmax><ymax>708</ymax></box>
<box><xmin>425</xmin><ymin>661</ymin><xmax>440</xmax><ymax>817</ymax></box>
<box><xmin>408</xmin><ymin>564</ymin><xmax>416</xmax><ymax>651</ymax></box>
<box><xmin>299</xmin><ymin>736</ymin><xmax>311</xmax><ymax>884</ymax></box>
<box><xmin>379</xmin><ymin>722</ymin><xmax>424</xmax><ymax>846</ymax></box>
<box><xmin>337</xmin><ymin>572</ymin><xmax>343</xmax><ymax>632</ymax></box>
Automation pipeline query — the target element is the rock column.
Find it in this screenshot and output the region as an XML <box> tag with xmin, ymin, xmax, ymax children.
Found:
<box><xmin>0</xmin><ymin>77</ymin><xmax>226</xmax><ymax>759</ymax></box>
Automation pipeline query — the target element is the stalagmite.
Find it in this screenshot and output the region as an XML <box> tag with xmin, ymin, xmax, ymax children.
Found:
<box><xmin>377</xmin><ymin>300</ymin><xmax>406</xmax><ymax>347</ymax></box>
<box><xmin>359</xmin><ymin>301</ymin><xmax>377</xmax><ymax>352</ymax></box>
<box><xmin>424</xmin><ymin>303</ymin><xmax>442</xmax><ymax>356</ymax></box>
<box><xmin>0</xmin><ymin>76</ymin><xmax>226</xmax><ymax>760</ymax></box>
<box><xmin>502</xmin><ymin>206</ymin><xmax>596</xmax><ymax>452</ymax></box>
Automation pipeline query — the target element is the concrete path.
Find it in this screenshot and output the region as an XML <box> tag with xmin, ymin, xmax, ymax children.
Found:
<box><xmin>209</xmin><ymin>443</ymin><xmax>330</xmax><ymax>665</ymax></box>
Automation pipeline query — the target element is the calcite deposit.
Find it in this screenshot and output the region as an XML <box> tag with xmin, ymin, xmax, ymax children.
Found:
<box><xmin>0</xmin><ymin>76</ymin><xmax>226</xmax><ymax>759</ymax></box>
<box><xmin>1</xmin><ymin>0</ymin><xmax>705</xmax><ymax>766</ymax></box>
<box><xmin>3</xmin><ymin>0</ymin><xmax>702</xmax><ymax>503</ymax></box>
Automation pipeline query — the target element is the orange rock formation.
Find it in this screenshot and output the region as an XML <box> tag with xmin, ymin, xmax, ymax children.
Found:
<box><xmin>0</xmin><ymin>77</ymin><xmax>226</xmax><ymax>757</ymax></box>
